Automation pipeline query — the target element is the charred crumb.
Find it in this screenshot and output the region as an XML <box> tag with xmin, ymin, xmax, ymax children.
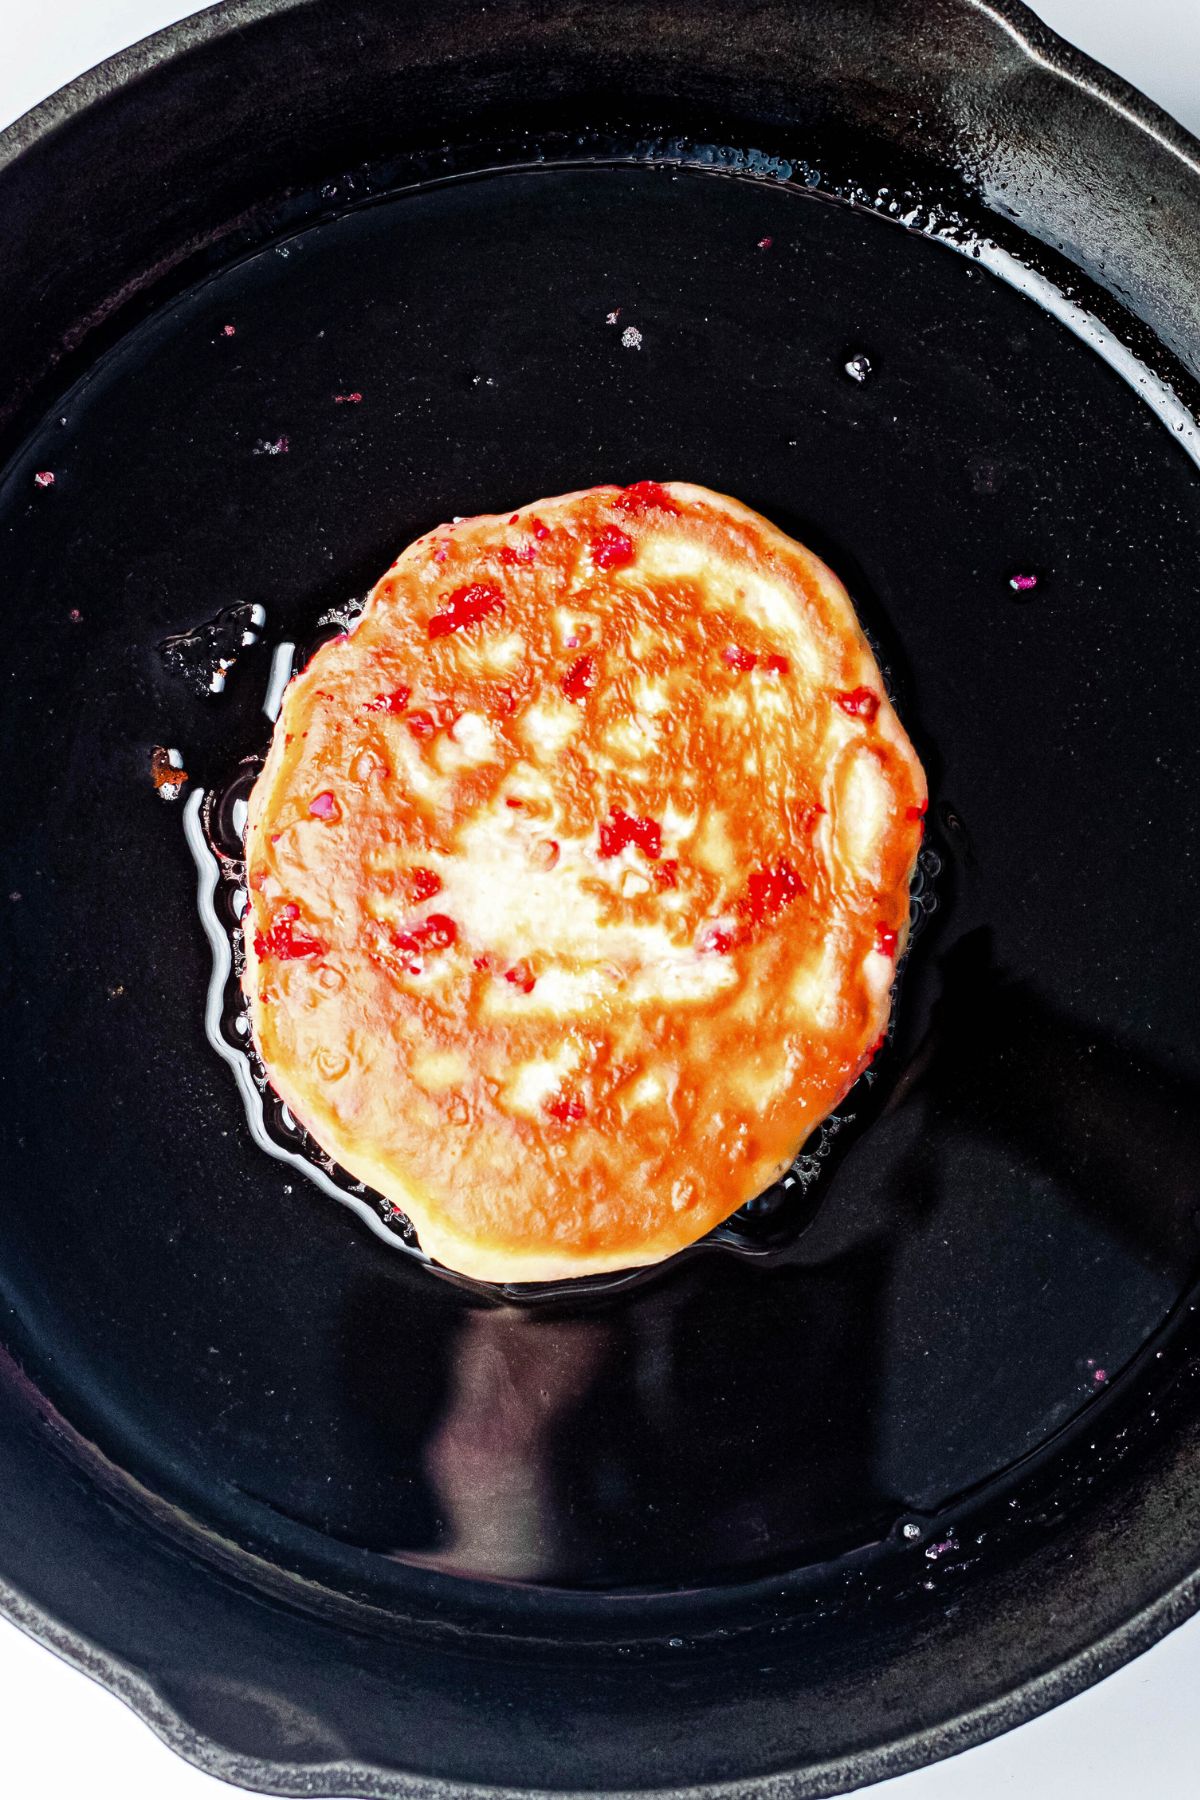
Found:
<box><xmin>150</xmin><ymin>745</ymin><xmax>188</xmax><ymax>799</ymax></box>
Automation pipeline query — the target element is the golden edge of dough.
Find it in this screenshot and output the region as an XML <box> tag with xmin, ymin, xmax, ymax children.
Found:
<box><xmin>244</xmin><ymin>480</ymin><xmax>925</xmax><ymax>1281</ymax></box>
<box><xmin>241</xmin><ymin>1060</ymin><xmax>823</xmax><ymax>1284</ymax></box>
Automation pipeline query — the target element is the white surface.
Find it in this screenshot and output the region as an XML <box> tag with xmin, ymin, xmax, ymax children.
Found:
<box><xmin>2</xmin><ymin>1</ymin><xmax>1200</xmax><ymax>1795</ymax></box>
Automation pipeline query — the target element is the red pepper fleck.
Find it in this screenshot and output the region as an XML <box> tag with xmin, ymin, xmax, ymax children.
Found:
<box><xmin>906</xmin><ymin>799</ymin><xmax>928</xmax><ymax>821</ymax></box>
<box><xmin>530</xmin><ymin>517</ymin><xmax>550</xmax><ymax>541</ymax></box>
<box><xmin>836</xmin><ymin>686</ymin><xmax>881</xmax><ymax>722</ymax></box>
<box><xmin>406</xmin><ymin>709</ymin><xmax>435</xmax><ymax>738</ymax></box>
<box><xmin>221</xmin><ymin>324</ymin><xmax>236</xmax><ymax>337</ymax></box>
<box><xmin>723</xmin><ymin>644</ymin><xmax>757</xmax><ymax>672</ymax></box>
<box><xmin>1009</xmin><ymin>572</ymin><xmax>1039</xmax><ymax>593</ymax></box>
<box><xmin>875</xmin><ymin>923</ymin><xmax>899</xmax><ymax>957</ymax></box>
<box><xmin>419</xmin><ymin>913</ymin><xmax>457</xmax><ymax>950</ymax></box>
<box><xmin>505</xmin><ymin>795</ymin><xmax>524</xmax><ymax>809</ymax></box>
<box><xmin>598</xmin><ymin>807</ymin><xmax>662</xmax><ymax>860</ymax></box>
<box><xmin>390</xmin><ymin>914</ymin><xmax>458</xmax><ymax>965</ymax></box>
<box><xmin>409</xmin><ymin>867</ymin><xmax>443</xmax><ymax>902</ymax></box>
<box><xmin>800</xmin><ymin>803</ymin><xmax>827</xmax><ymax>833</ymax></box>
<box><xmin>562</xmin><ymin>653</ymin><xmax>597</xmax><ymax>703</ymax></box>
<box><xmin>334</xmin><ymin>391</ymin><xmax>363</xmax><ymax>404</ymax></box>
<box><xmin>308</xmin><ymin>790</ymin><xmax>338</xmax><ymax>819</ymax></box>
<box><xmin>740</xmin><ymin>858</ymin><xmax>805</xmax><ymax>926</ymax></box>
<box><xmin>699</xmin><ymin>923</ymin><xmax>735</xmax><ymax>955</ymax></box>
<box><xmin>614</xmin><ymin>480</ymin><xmax>680</xmax><ymax>516</ymax></box>
<box><xmin>473</xmin><ymin>954</ymin><xmax>491</xmax><ymax>971</ymax></box>
<box><xmin>504</xmin><ymin>961</ymin><xmax>536</xmax><ymax>993</ymax></box>
<box><xmin>34</xmin><ymin>470</ymin><xmax>54</xmax><ymax>489</ymax></box>
<box><xmin>254</xmin><ymin>915</ymin><xmax>327</xmax><ymax>961</ymax></box>
<box><xmin>491</xmin><ymin>686</ymin><xmax>517</xmax><ymax>716</ymax></box>
<box><xmin>866</xmin><ymin>1034</ymin><xmax>887</xmax><ymax>1060</ymax></box>
<box><xmin>508</xmin><ymin>513</ymin><xmax>520</xmax><ymax>525</ymax></box>
<box><xmin>499</xmin><ymin>543</ymin><xmax>537</xmax><ymax>566</ymax></box>
<box><xmin>652</xmin><ymin>859</ymin><xmax>679</xmax><ymax>889</ymax></box>
<box><xmin>591</xmin><ymin>525</ymin><xmax>636</xmax><ymax>570</ymax></box>
<box><xmin>428</xmin><ymin>581</ymin><xmax>505</xmax><ymax>638</ymax></box>
<box><xmin>764</xmin><ymin>653</ymin><xmax>790</xmax><ymax>675</ymax></box>
<box><xmin>757</xmin><ymin>235</ymin><xmax>773</xmax><ymax>249</ymax></box>
<box><xmin>363</xmin><ymin>685</ymin><xmax>411</xmax><ymax>713</ymax></box>
<box><xmin>68</xmin><ymin>608</ymin><xmax>83</xmax><ymax>624</ymax></box>
<box><xmin>544</xmin><ymin>1090</ymin><xmax>586</xmax><ymax>1123</ymax></box>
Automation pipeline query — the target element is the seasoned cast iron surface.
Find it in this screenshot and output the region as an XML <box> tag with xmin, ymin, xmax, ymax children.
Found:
<box><xmin>3</xmin><ymin>160</ymin><xmax>1199</xmax><ymax>1598</ymax></box>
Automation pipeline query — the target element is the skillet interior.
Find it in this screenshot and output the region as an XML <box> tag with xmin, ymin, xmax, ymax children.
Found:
<box><xmin>3</xmin><ymin>2</ymin><xmax>1200</xmax><ymax>1793</ymax></box>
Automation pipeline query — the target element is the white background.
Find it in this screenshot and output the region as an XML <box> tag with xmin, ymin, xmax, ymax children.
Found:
<box><xmin>2</xmin><ymin>2</ymin><xmax>1199</xmax><ymax>1795</ymax></box>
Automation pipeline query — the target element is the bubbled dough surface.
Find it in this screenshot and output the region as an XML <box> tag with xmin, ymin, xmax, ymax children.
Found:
<box><xmin>243</xmin><ymin>482</ymin><xmax>927</xmax><ymax>1281</ymax></box>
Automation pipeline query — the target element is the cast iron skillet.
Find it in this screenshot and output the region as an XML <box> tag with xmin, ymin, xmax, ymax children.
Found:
<box><xmin>3</xmin><ymin>0</ymin><xmax>1200</xmax><ymax>1793</ymax></box>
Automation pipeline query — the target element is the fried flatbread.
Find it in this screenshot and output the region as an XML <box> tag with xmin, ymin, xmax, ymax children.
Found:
<box><xmin>244</xmin><ymin>482</ymin><xmax>926</xmax><ymax>1280</ymax></box>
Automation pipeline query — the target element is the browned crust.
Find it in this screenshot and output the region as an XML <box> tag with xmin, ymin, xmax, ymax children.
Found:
<box><xmin>243</xmin><ymin>483</ymin><xmax>926</xmax><ymax>1279</ymax></box>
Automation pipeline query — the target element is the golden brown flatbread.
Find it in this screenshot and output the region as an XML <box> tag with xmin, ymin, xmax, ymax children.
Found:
<box><xmin>244</xmin><ymin>482</ymin><xmax>926</xmax><ymax>1280</ymax></box>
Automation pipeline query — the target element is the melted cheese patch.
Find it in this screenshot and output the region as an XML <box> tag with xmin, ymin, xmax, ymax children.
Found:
<box><xmin>243</xmin><ymin>481</ymin><xmax>927</xmax><ymax>1281</ymax></box>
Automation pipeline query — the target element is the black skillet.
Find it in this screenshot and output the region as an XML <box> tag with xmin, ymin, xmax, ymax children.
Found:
<box><xmin>3</xmin><ymin>0</ymin><xmax>1200</xmax><ymax>1792</ymax></box>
